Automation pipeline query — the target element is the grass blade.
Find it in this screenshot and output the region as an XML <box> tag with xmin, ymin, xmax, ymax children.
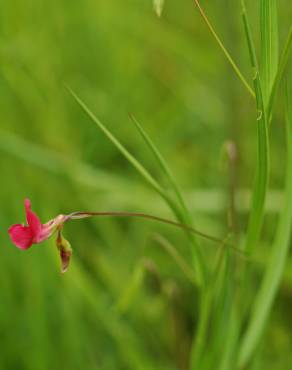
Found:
<box><xmin>129</xmin><ymin>114</ymin><xmax>190</xmax><ymax>220</ymax></box>
<box><xmin>67</xmin><ymin>87</ymin><xmax>207</xmax><ymax>285</ymax></box>
<box><xmin>260</xmin><ymin>0</ymin><xmax>279</xmax><ymax>104</ymax></box>
<box><xmin>191</xmin><ymin>241</ymin><xmax>231</xmax><ymax>369</ymax></box>
<box><xmin>241</xmin><ymin>1</ymin><xmax>270</xmax><ymax>255</ymax></box>
<box><xmin>67</xmin><ymin>87</ymin><xmax>165</xmax><ymax>197</ymax></box>
<box><xmin>193</xmin><ymin>0</ymin><xmax>255</xmax><ymax>98</ymax></box>
<box><xmin>239</xmin><ymin>81</ymin><xmax>292</xmax><ymax>367</ymax></box>
<box><xmin>129</xmin><ymin>114</ymin><xmax>207</xmax><ymax>284</ymax></box>
<box><xmin>267</xmin><ymin>26</ymin><xmax>292</xmax><ymax>120</ymax></box>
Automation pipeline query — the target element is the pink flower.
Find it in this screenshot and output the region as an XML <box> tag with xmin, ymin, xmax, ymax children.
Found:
<box><xmin>8</xmin><ymin>199</ymin><xmax>66</xmax><ymax>250</ymax></box>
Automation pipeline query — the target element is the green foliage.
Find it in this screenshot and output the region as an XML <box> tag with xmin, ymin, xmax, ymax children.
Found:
<box><xmin>239</xmin><ymin>80</ymin><xmax>292</xmax><ymax>368</ymax></box>
<box><xmin>0</xmin><ymin>1</ymin><xmax>291</xmax><ymax>370</ymax></box>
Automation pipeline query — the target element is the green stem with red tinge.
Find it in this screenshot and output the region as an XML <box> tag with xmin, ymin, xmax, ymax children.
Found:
<box><xmin>68</xmin><ymin>211</ymin><xmax>224</xmax><ymax>244</ymax></box>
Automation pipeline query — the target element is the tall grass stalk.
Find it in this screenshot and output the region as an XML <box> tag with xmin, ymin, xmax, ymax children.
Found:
<box><xmin>191</xmin><ymin>239</ymin><xmax>233</xmax><ymax>369</ymax></box>
<box><xmin>267</xmin><ymin>26</ymin><xmax>292</xmax><ymax>120</ymax></box>
<box><xmin>193</xmin><ymin>0</ymin><xmax>255</xmax><ymax>97</ymax></box>
<box><xmin>239</xmin><ymin>82</ymin><xmax>292</xmax><ymax>368</ymax></box>
<box><xmin>260</xmin><ymin>0</ymin><xmax>279</xmax><ymax>105</ymax></box>
<box><xmin>129</xmin><ymin>114</ymin><xmax>207</xmax><ymax>281</ymax></box>
<box><xmin>241</xmin><ymin>1</ymin><xmax>270</xmax><ymax>256</ymax></box>
<box><xmin>238</xmin><ymin>1</ymin><xmax>292</xmax><ymax>366</ymax></box>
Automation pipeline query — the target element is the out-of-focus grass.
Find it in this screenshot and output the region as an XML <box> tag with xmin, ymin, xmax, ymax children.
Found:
<box><xmin>0</xmin><ymin>1</ymin><xmax>291</xmax><ymax>369</ymax></box>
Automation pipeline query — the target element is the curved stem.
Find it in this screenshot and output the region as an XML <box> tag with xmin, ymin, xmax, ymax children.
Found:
<box><xmin>69</xmin><ymin>211</ymin><xmax>224</xmax><ymax>244</ymax></box>
<box><xmin>68</xmin><ymin>211</ymin><xmax>245</xmax><ymax>256</ymax></box>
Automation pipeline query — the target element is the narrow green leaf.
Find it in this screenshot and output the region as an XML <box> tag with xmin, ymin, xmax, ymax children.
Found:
<box><xmin>260</xmin><ymin>0</ymin><xmax>279</xmax><ymax>104</ymax></box>
<box><xmin>241</xmin><ymin>1</ymin><xmax>270</xmax><ymax>255</ymax></box>
<box><xmin>190</xmin><ymin>285</ymin><xmax>213</xmax><ymax>369</ymax></box>
<box><xmin>129</xmin><ymin>114</ymin><xmax>190</xmax><ymax>221</ymax></box>
<box><xmin>67</xmin><ymin>87</ymin><xmax>164</xmax><ymax>197</ymax></box>
<box><xmin>239</xmin><ymin>81</ymin><xmax>292</xmax><ymax>367</ymax></box>
<box><xmin>268</xmin><ymin>26</ymin><xmax>292</xmax><ymax>120</ymax></box>
<box><xmin>218</xmin><ymin>312</ymin><xmax>240</xmax><ymax>370</ymax></box>
<box><xmin>129</xmin><ymin>114</ymin><xmax>207</xmax><ymax>285</ymax></box>
<box><xmin>193</xmin><ymin>0</ymin><xmax>255</xmax><ymax>97</ymax></box>
<box><xmin>191</xmin><ymin>242</ymin><xmax>230</xmax><ymax>369</ymax></box>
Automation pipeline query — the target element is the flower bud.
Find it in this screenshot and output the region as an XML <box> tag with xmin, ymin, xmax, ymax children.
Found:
<box><xmin>56</xmin><ymin>230</ymin><xmax>72</xmax><ymax>273</ymax></box>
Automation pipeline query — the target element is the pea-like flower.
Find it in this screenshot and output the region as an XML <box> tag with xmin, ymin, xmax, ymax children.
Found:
<box><xmin>8</xmin><ymin>199</ymin><xmax>67</xmax><ymax>250</ymax></box>
<box><xmin>8</xmin><ymin>198</ymin><xmax>226</xmax><ymax>274</ymax></box>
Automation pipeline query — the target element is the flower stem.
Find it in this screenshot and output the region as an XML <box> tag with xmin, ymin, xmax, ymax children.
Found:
<box><xmin>69</xmin><ymin>211</ymin><xmax>224</xmax><ymax>245</ymax></box>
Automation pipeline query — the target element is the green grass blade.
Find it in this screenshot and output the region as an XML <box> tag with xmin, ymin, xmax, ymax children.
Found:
<box><xmin>260</xmin><ymin>0</ymin><xmax>279</xmax><ymax>104</ymax></box>
<box><xmin>193</xmin><ymin>0</ymin><xmax>255</xmax><ymax>98</ymax></box>
<box><xmin>129</xmin><ymin>114</ymin><xmax>207</xmax><ymax>285</ymax></box>
<box><xmin>268</xmin><ymin>26</ymin><xmax>292</xmax><ymax>120</ymax></box>
<box><xmin>241</xmin><ymin>1</ymin><xmax>270</xmax><ymax>255</ymax></box>
<box><xmin>67</xmin><ymin>87</ymin><xmax>165</xmax><ymax>197</ymax></box>
<box><xmin>218</xmin><ymin>312</ymin><xmax>240</xmax><ymax>370</ymax></box>
<box><xmin>239</xmin><ymin>81</ymin><xmax>292</xmax><ymax>367</ymax></box>
<box><xmin>241</xmin><ymin>1</ymin><xmax>259</xmax><ymax>70</ymax></box>
<box><xmin>129</xmin><ymin>114</ymin><xmax>190</xmax><ymax>220</ymax></box>
<box><xmin>67</xmin><ymin>87</ymin><xmax>207</xmax><ymax>285</ymax></box>
<box><xmin>191</xmin><ymin>242</ymin><xmax>230</xmax><ymax>369</ymax></box>
<box><xmin>190</xmin><ymin>285</ymin><xmax>213</xmax><ymax>369</ymax></box>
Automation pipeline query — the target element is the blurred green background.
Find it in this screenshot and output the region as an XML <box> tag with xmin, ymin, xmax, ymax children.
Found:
<box><xmin>0</xmin><ymin>0</ymin><xmax>291</xmax><ymax>369</ymax></box>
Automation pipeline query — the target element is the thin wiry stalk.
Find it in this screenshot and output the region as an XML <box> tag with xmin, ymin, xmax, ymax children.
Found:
<box><xmin>129</xmin><ymin>114</ymin><xmax>207</xmax><ymax>282</ymax></box>
<box><xmin>69</xmin><ymin>210</ymin><xmax>225</xmax><ymax>244</ymax></box>
<box><xmin>193</xmin><ymin>0</ymin><xmax>255</xmax><ymax>97</ymax></box>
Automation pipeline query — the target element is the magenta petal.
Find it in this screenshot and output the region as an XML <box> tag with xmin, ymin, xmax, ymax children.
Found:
<box><xmin>24</xmin><ymin>198</ymin><xmax>42</xmax><ymax>239</ymax></box>
<box><xmin>8</xmin><ymin>224</ymin><xmax>33</xmax><ymax>250</ymax></box>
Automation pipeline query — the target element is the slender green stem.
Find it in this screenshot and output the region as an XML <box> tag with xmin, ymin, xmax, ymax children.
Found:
<box><xmin>190</xmin><ymin>287</ymin><xmax>213</xmax><ymax>368</ymax></box>
<box><xmin>241</xmin><ymin>1</ymin><xmax>270</xmax><ymax>255</ymax></box>
<box><xmin>191</xmin><ymin>240</ymin><xmax>231</xmax><ymax>369</ymax></box>
<box><xmin>239</xmin><ymin>82</ymin><xmax>292</xmax><ymax>368</ymax></box>
<box><xmin>267</xmin><ymin>26</ymin><xmax>292</xmax><ymax>120</ymax></box>
<box><xmin>129</xmin><ymin>114</ymin><xmax>207</xmax><ymax>283</ymax></box>
<box><xmin>66</xmin><ymin>86</ymin><xmax>164</xmax><ymax>197</ymax></box>
<box><xmin>69</xmin><ymin>210</ymin><xmax>225</xmax><ymax>244</ymax></box>
<box><xmin>129</xmin><ymin>114</ymin><xmax>190</xmax><ymax>218</ymax></box>
<box><xmin>193</xmin><ymin>0</ymin><xmax>255</xmax><ymax>98</ymax></box>
<box><xmin>260</xmin><ymin>0</ymin><xmax>278</xmax><ymax>105</ymax></box>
